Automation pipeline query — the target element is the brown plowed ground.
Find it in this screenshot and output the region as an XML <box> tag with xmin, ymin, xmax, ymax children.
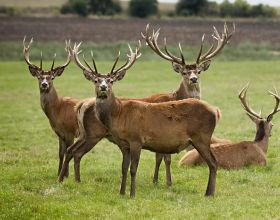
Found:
<box><xmin>1</xmin><ymin>16</ymin><xmax>280</xmax><ymax>45</ymax></box>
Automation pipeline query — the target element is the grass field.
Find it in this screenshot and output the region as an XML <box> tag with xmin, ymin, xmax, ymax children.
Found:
<box><xmin>1</xmin><ymin>60</ymin><xmax>280</xmax><ymax>219</ymax></box>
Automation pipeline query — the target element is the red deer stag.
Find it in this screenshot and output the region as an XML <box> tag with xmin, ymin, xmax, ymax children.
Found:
<box><xmin>142</xmin><ymin>23</ymin><xmax>234</xmax><ymax>184</ymax></box>
<box><xmin>179</xmin><ymin>84</ymin><xmax>280</xmax><ymax>169</ymax></box>
<box><xmin>69</xmin><ymin>43</ymin><xmax>220</xmax><ymax>198</ymax></box>
<box><xmin>60</xmin><ymin>23</ymin><xmax>234</xmax><ymax>186</ymax></box>
<box><xmin>23</xmin><ymin>38</ymin><xmax>85</xmax><ymax>177</ymax></box>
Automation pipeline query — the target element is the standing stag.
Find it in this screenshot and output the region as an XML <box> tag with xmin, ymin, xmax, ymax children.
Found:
<box><xmin>60</xmin><ymin>23</ymin><xmax>234</xmax><ymax>186</ymax></box>
<box><xmin>23</xmin><ymin>38</ymin><xmax>85</xmax><ymax>177</ymax></box>
<box><xmin>142</xmin><ymin>23</ymin><xmax>234</xmax><ymax>184</ymax></box>
<box><xmin>69</xmin><ymin>43</ymin><xmax>220</xmax><ymax>198</ymax></box>
<box><xmin>179</xmin><ymin>85</ymin><xmax>280</xmax><ymax>169</ymax></box>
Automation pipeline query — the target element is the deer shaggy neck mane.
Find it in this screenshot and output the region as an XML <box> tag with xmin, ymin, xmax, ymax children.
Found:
<box><xmin>175</xmin><ymin>79</ymin><xmax>200</xmax><ymax>100</ymax></box>
<box><xmin>254</xmin><ymin>121</ymin><xmax>265</xmax><ymax>142</ymax></box>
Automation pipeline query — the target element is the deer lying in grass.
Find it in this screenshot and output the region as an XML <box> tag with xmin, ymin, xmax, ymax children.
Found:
<box><xmin>23</xmin><ymin>38</ymin><xmax>86</xmax><ymax>177</ymax></box>
<box><xmin>142</xmin><ymin>23</ymin><xmax>234</xmax><ymax>184</ymax></box>
<box><xmin>68</xmin><ymin>43</ymin><xmax>220</xmax><ymax>198</ymax></box>
<box><xmin>59</xmin><ymin>23</ymin><xmax>233</xmax><ymax>186</ymax></box>
<box><xmin>179</xmin><ymin>85</ymin><xmax>280</xmax><ymax>169</ymax></box>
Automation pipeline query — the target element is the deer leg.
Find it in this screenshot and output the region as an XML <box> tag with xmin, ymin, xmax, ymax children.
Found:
<box><xmin>163</xmin><ymin>154</ymin><xmax>172</xmax><ymax>186</ymax></box>
<box><xmin>119</xmin><ymin>147</ymin><xmax>130</xmax><ymax>195</ymax></box>
<box><xmin>64</xmin><ymin>139</ymin><xmax>74</xmax><ymax>178</ymax></box>
<box><xmin>58</xmin><ymin>137</ymin><xmax>67</xmax><ymax>177</ymax></box>
<box><xmin>58</xmin><ymin>138</ymin><xmax>85</xmax><ymax>182</ymax></box>
<box><xmin>73</xmin><ymin>139</ymin><xmax>100</xmax><ymax>183</ymax></box>
<box><xmin>129</xmin><ymin>144</ymin><xmax>142</xmax><ymax>198</ymax></box>
<box><xmin>192</xmin><ymin>140</ymin><xmax>217</xmax><ymax>197</ymax></box>
<box><xmin>153</xmin><ymin>153</ymin><xmax>163</xmax><ymax>184</ymax></box>
<box><xmin>58</xmin><ymin>153</ymin><xmax>73</xmax><ymax>182</ymax></box>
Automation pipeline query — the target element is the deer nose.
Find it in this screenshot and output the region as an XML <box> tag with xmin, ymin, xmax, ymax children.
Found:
<box><xmin>100</xmin><ymin>85</ymin><xmax>107</xmax><ymax>91</ymax></box>
<box><xmin>190</xmin><ymin>77</ymin><xmax>197</xmax><ymax>83</ymax></box>
<box><xmin>42</xmin><ymin>82</ymin><xmax>48</xmax><ymax>88</ymax></box>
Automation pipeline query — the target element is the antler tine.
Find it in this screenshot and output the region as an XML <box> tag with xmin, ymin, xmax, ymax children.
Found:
<box><xmin>178</xmin><ymin>43</ymin><xmax>185</xmax><ymax>64</ymax></box>
<box><xmin>141</xmin><ymin>24</ymin><xmax>157</xmax><ymax>51</ymax></box>
<box><xmin>198</xmin><ymin>22</ymin><xmax>235</xmax><ymax>64</ymax></box>
<box><xmin>112</xmin><ymin>43</ymin><xmax>141</xmax><ymax>75</ymax></box>
<box><xmin>196</xmin><ymin>34</ymin><xmax>205</xmax><ymax>64</ymax></box>
<box><xmin>40</xmin><ymin>51</ymin><xmax>43</xmax><ymax>70</ymax></box>
<box><xmin>142</xmin><ymin>24</ymin><xmax>183</xmax><ymax>64</ymax></box>
<box><xmin>51</xmin><ymin>53</ymin><xmax>56</xmax><ymax>70</ymax></box>
<box><xmin>110</xmin><ymin>51</ymin><xmax>121</xmax><ymax>74</ymax></box>
<box><xmin>154</xmin><ymin>34</ymin><xmax>182</xmax><ymax>64</ymax></box>
<box><xmin>72</xmin><ymin>42</ymin><xmax>93</xmax><ymax>74</ymax></box>
<box><xmin>267</xmin><ymin>89</ymin><xmax>280</xmax><ymax>120</ymax></box>
<box><xmin>52</xmin><ymin>41</ymin><xmax>71</xmax><ymax>70</ymax></box>
<box><xmin>90</xmin><ymin>51</ymin><xmax>98</xmax><ymax>74</ymax></box>
<box><xmin>136</xmin><ymin>40</ymin><xmax>142</xmax><ymax>59</ymax></box>
<box><xmin>23</xmin><ymin>36</ymin><xmax>38</xmax><ymax>68</ymax></box>
<box><xmin>238</xmin><ymin>83</ymin><xmax>262</xmax><ymax>119</ymax></box>
<box><xmin>82</xmin><ymin>53</ymin><xmax>96</xmax><ymax>74</ymax></box>
<box><xmin>151</xmin><ymin>28</ymin><xmax>173</xmax><ymax>61</ymax></box>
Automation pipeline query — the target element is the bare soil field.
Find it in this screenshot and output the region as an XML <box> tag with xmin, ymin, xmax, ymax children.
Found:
<box><xmin>1</xmin><ymin>16</ymin><xmax>280</xmax><ymax>45</ymax></box>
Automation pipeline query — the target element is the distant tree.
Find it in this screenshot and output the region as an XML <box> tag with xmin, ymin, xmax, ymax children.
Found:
<box><xmin>220</xmin><ymin>0</ymin><xmax>276</xmax><ymax>18</ymax></box>
<box><xmin>200</xmin><ymin>1</ymin><xmax>220</xmax><ymax>17</ymax></box>
<box><xmin>89</xmin><ymin>0</ymin><xmax>122</xmax><ymax>15</ymax></box>
<box><xmin>232</xmin><ymin>0</ymin><xmax>250</xmax><ymax>17</ymax></box>
<box><xmin>249</xmin><ymin>4</ymin><xmax>276</xmax><ymax>17</ymax></box>
<box><xmin>61</xmin><ymin>0</ymin><xmax>89</xmax><ymax>17</ymax></box>
<box><xmin>220</xmin><ymin>0</ymin><xmax>234</xmax><ymax>17</ymax></box>
<box><xmin>129</xmin><ymin>0</ymin><xmax>158</xmax><ymax>18</ymax></box>
<box><xmin>176</xmin><ymin>0</ymin><xmax>208</xmax><ymax>16</ymax></box>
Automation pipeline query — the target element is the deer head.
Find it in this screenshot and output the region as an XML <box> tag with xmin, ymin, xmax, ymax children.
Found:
<box><xmin>239</xmin><ymin>84</ymin><xmax>280</xmax><ymax>138</ymax></box>
<box><xmin>142</xmin><ymin>23</ymin><xmax>235</xmax><ymax>86</ymax></box>
<box><xmin>23</xmin><ymin>37</ymin><xmax>71</xmax><ymax>93</ymax></box>
<box><xmin>71</xmin><ymin>41</ymin><xmax>141</xmax><ymax>99</ymax></box>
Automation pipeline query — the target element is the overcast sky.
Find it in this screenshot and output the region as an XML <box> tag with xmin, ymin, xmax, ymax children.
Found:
<box><xmin>158</xmin><ymin>0</ymin><xmax>280</xmax><ymax>7</ymax></box>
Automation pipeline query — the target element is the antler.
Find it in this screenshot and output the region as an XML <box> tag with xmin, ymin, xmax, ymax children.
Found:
<box><xmin>196</xmin><ymin>23</ymin><xmax>235</xmax><ymax>64</ymax></box>
<box><xmin>141</xmin><ymin>24</ymin><xmax>185</xmax><ymax>65</ymax></box>
<box><xmin>239</xmin><ymin>84</ymin><xmax>262</xmax><ymax>119</ymax></box>
<box><xmin>110</xmin><ymin>41</ymin><xmax>142</xmax><ymax>77</ymax></box>
<box><xmin>72</xmin><ymin>42</ymin><xmax>98</xmax><ymax>75</ymax></box>
<box><xmin>267</xmin><ymin>88</ymin><xmax>280</xmax><ymax>121</ymax></box>
<box><xmin>23</xmin><ymin>37</ymin><xmax>71</xmax><ymax>71</ymax></box>
<box><xmin>23</xmin><ymin>36</ymin><xmax>41</xmax><ymax>69</ymax></box>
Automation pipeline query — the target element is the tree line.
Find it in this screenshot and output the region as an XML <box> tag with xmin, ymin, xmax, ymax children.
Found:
<box><xmin>61</xmin><ymin>0</ymin><xmax>277</xmax><ymax>18</ymax></box>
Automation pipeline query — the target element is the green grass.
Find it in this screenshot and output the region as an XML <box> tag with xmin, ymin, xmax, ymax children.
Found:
<box><xmin>1</xmin><ymin>60</ymin><xmax>280</xmax><ymax>219</ymax></box>
<box><xmin>2</xmin><ymin>41</ymin><xmax>280</xmax><ymax>61</ymax></box>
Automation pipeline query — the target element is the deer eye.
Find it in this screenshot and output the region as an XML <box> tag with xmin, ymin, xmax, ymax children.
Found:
<box><xmin>94</xmin><ymin>79</ymin><xmax>98</xmax><ymax>83</ymax></box>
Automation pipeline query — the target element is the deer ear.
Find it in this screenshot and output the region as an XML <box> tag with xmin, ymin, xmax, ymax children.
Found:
<box><xmin>199</xmin><ymin>60</ymin><xmax>211</xmax><ymax>72</ymax></box>
<box><xmin>28</xmin><ymin>66</ymin><xmax>39</xmax><ymax>77</ymax></box>
<box><xmin>114</xmin><ymin>70</ymin><xmax>126</xmax><ymax>81</ymax></box>
<box><xmin>52</xmin><ymin>67</ymin><xmax>65</xmax><ymax>78</ymax></box>
<box><xmin>172</xmin><ymin>62</ymin><xmax>182</xmax><ymax>73</ymax></box>
<box><xmin>83</xmin><ymin>70</ymin><xmax>95</xmax><ymax>81</ymax></box>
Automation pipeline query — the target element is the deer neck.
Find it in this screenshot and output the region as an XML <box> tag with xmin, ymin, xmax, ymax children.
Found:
<box><xmin>254</xmin><ymin>121</ymin><xmax>269</xmax><ymax>154</ymax></box>
<box><xmin>40</xmin><ymin>86</ymin><xmax>60</xmax><ymax>120</ymax></box>
<box><xmin>174</xmin><ymin>80</ymin><xmax>200</xmax><ymax>100</ymax></box>
<box><xmin>95</xmin><ymin>92</ymin><xmax>120</xmax><ymax>129</ymax></box>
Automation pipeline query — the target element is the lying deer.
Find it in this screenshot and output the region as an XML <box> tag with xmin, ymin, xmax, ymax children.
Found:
<box><xmin>59</xmin><ymin>23</ymin><xmax>233</xmax><ymax>186</ymax></box>
<box><xmin>179</xmin><ymin>85</ymin><xmax>280</xmax><ymax>169</ymax></box>
<box><xmin>68</xmin><ymin>43</ymin><xmax>220</xmax><ymax>198</ymax></box>
<box><xmin>23</xmin><ymin>38</ymin><xmax>86</xmax><ymax>177</ymax></box>
<box><xmin>142</xmin><ymin>23</ymin><xmax>234</xmax><ymax>185</ymax></box>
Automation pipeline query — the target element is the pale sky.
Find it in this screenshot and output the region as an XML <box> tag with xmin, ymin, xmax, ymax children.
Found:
<box><xmin>159</xmin><ymin>0</ymin><xmax>280</xmax><ymax>7</ymax></box>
